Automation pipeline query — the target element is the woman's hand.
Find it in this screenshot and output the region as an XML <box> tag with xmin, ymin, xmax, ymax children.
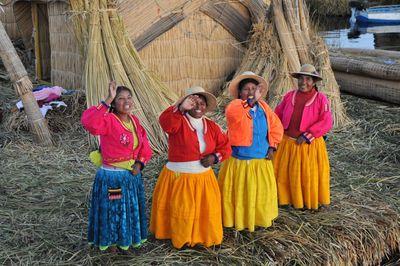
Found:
<box><xmin>265</xmin><ymin>148</ymin><xmax>274</xmax><ymax>160</ymax></box>
<box><xmin>254</xmin><ymin>83</ymin><xmax>267</xmax><ymax>102</ymax></box>
<box><xmin>131</xmin><ymin>162</ymin><xmax>142</xmax><ymax>176</ymax></box>
<box><xmin>200</xmin><ymin>154</ymin><xmax>216</xmax><ymax>168</ymax></box>
<box><xmin>296</xmin><ymin>135</ymin><xmax>307</xmax><ymax>145</ymax></box>
<box><xmin>247</xmin><ymin>85</ymin><xmax>265</xmax><ymax>107</ymax></box>
<box><xmin>105</xmin><ymin>80</ymin><xmax>117</xmax><ymax>105</ymax></box>
<box><xmin>179</xmin><ymin>95</ymin><xmax>198</xmax><ymax>112</ymax></box>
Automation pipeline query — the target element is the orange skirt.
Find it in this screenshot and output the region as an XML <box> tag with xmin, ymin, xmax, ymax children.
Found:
<box><xmin>273</xmin><ymin>134</ymin><xmax>330</xmax><ymax>209</ymax></box>
<box><xmin>149</xmin><ymin>166</ymin><xmax>222</xmax><ymax>249</ymax></box>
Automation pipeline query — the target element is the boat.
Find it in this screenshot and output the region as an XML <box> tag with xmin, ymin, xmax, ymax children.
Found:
<box><xmin>355</xmin><ymin>5</ymin><xmax>400</xmax><ymax>24</ymax></box>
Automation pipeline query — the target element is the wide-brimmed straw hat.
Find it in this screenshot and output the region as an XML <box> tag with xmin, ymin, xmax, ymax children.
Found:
<box><xmin>290</xmin><ymin>64</ymin><xmax>322</xmax><ymax>81</ymax></box>
<box><xmin>228</xmin><ymin>71</ymin><xmax>268</xmax><ymax>99</ymax></box>
<box><xmin>175</xmin><ymin>86</ymin><xmax>217</xmax><ymax>113</ymax></box>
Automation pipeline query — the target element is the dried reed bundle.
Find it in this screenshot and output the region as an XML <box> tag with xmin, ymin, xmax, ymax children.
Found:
<box><xmin>310</xmin><ymin>36</ymin><xmax>348</xmax><ymax>126</ymax></box>
<box><xmin>330</xmin><ymin>48</ymin><xmax>400</xmax><ymax>60</ymax></box>
<box><xmin>330</xmin><ymin>54</ymin><xmax>400</xmax><ymax>81</ymax></box>
<box><xmin>334</xmin><ymin>71</ymin><xmax>400</xmax><ymax>105</ymax></box>
<box><xmin>241</xmin><ymin>0</ymin><xmax>267</xmax><ymax>23</ymax></box>
<box><xmin>282</xmin><ymin>0</ymin><xmax>312</xmax><ymax>64</ymax></box>
<box><xmin>68</xmin><ymin>0</ymin><xmax>89</xmax><ymax>54</ymax></box>
<box><xmin>82</xmin><ymin>0</ymin><xmax>110</xmax><ymax>107</ymax></box>
<box><xmin>106</xmin><ymin>1</ymin><xmax>173</xmax><ymax>153</ymax></box>
<box><xmin>221</xmin><ymin>0</ymin><xmax>347</xmax><ymax>126</ymax></box>
<box><xmin>272</xmin><ymin>0</ymin><xmax>301</xmax><ymax>74</ymax></box>
<box><xmin>69</xmin><ymin>0</ymin><xmax>177</xmax><ymax>153</ymax></box>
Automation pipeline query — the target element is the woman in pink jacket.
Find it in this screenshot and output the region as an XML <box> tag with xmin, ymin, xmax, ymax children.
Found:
<box><xmin>81</xmin><ymin>81</ymin><xmax>152</xmax><ymax>251</ymax></box>
<box><xmin>274</xmin><ymin>64</ymin><xmax>333</xmax><ymax>210</ymax></box>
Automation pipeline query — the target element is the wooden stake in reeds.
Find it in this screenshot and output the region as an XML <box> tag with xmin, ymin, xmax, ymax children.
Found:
<box><xmin>0</xmin><ymin>20</ymin><xmax>53</xmax><ymax>145</ymax></box>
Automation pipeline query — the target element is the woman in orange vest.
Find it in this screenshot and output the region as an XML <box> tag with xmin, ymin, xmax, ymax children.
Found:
<box><xmin>218</xmin><ymin>72</ymin><xmax>283</xmax><ymax>231</ymax></box>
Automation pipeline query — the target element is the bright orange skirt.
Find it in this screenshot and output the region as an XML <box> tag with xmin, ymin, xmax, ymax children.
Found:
<box><xmin>218</xmin><ymin>157</ymin><xmax>278</xmax><ymax>232</ymax></box>
<box><xmin>149</xmin><ymin>166</ymin><xmax>222</xmax><ymax>249</ymax></box>
<box><xmin>273</xmin><ymin>134</ymin><xmax>330</xmax><ymax>209</ymax></box>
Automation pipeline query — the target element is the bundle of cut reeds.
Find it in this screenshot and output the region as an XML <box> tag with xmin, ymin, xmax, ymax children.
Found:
<box><xmin>69</xmin><ymin>0</ymin><xmax>178</xmax><ymax>153</ymax></box>
<box><xmin>218</xmin><ymin>0</ymin><xmax>347</xmax><ymax>127</ymax></box>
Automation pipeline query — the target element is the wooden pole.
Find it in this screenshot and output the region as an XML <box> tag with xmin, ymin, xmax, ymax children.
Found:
<box><xmin>0</xmin><ymin>20</ymin><xmax>53</xmax><ymax>145</ymax></box>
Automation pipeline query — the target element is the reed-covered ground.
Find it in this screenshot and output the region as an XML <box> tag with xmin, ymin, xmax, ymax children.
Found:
<box><xmin>0</xmin><ymin>79</ymin><xmax>399</xmax><ymax>265</ymax></box>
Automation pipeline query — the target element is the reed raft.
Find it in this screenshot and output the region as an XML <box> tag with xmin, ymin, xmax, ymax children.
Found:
<box><xmin>330</xmin><ymin>49</ymin><xmax>400</xmax><ymax>105</ymax></box>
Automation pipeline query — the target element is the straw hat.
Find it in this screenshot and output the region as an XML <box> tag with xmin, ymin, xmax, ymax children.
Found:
<box><xmin>291</xmin><ymin>64</ymin><xmax>322</xmax><ymax>81</ymax></box>
<box><xmin>228</xmin><ymin>71</ymin><xmax>268</xmax><ymax>99</ymax></box>
<box><xmin>176</xmin><ymin>86</ymin><xmax>217</xmax><ymax>113</ymax></box>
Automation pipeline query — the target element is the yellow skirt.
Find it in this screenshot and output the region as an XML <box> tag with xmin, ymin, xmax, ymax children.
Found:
<box><xmin>149</xmin><ymin>166</ymin><xmax>222</xmax><ymax>249</ymax></box>
<box><xmin>273</xmin><ymin>134</ymin><xmax>330</xmax><ymax>209</ymax></box>
<box><xmin>218</xmin><ymin>157</ymin><xmax>278</xmax><ymax>232</ymax></box>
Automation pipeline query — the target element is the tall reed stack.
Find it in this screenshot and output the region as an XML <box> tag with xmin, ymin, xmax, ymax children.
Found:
<box><xmin>69</xmin><ymin>0</ymin><xmax>178</xmax><ymax>153</ymax></box>
<box><xmin>220</xmin><ymin>0</ymin><xmax>347</xmax><ymax>127</ymax></box>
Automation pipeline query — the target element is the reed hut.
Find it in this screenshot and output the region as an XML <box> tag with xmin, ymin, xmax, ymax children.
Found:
<box><xmin>0</xmin><ymin>2</ymin><xmax>20</xmax><ymax>40</ymax></box>
<box><xmin>1</xmin><ymin>0</ymin><xmax>348</xmax><ymax>151</ymax></box>
<box><xmin>0</xmin><ymin>0</ymin><xmax>264</xmax><ymax>96</ymax></box>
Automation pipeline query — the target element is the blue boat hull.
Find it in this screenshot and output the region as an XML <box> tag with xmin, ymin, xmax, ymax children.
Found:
<box><xmin>356</xmin><ymin>15</ymin><xmax>400</xmax><ymax>24</ymax></box>
<box><xmin>356</xmin><ymin>5</ymin><xmax>400</xmax><ymax>24</ymax></box>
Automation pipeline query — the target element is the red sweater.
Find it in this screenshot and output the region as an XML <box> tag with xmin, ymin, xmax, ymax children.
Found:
<box><xmin>159</xmin><ymin>106</ymin><xmax>231</xmax><ymax>163</ymax></box>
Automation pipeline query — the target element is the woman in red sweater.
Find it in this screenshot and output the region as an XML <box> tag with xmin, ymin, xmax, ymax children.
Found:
<box><xmin>150</xmin><ymin>86</ymin><xmax>231</xmax><ymax>249</ymax></box>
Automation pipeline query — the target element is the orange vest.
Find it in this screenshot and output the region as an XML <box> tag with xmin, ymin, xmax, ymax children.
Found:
<box><xmin>225</xmin><ymin>99</ymin><xmax>283</xmax><ymax>148</ymax></box>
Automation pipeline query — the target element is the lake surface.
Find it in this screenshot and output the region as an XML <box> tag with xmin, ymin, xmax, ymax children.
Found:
<box><xmin>318</xmin><ymin>13</ymin><xmax>400</xmax><ymax>51</ymax></box>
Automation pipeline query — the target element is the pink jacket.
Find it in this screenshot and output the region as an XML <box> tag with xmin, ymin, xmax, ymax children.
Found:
<box><xmin>275</xmin><ymin>90</ymin><xmax>332</xmax><ymax>142</ymax></box>
<box><xmin>81</xmin><ymin>104</ymin><xmax>152</xmax><ymax>166</ymax></box>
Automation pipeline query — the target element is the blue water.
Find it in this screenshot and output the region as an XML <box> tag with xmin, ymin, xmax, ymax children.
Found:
<box><xmin>320</xmin><ymin>28</ymin><xmax>376</xmax><ymax>49</ymax></box>
<box><xmin>318</xmin><ymin>9</ymin><xmax>400</xmax><ymax>51</ymax></box>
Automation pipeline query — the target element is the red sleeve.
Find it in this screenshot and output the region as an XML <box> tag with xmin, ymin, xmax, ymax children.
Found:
<box><xmin>209</xmin><ymin>121</ymin><xmax>231</xmax><ymax>162</ymax></box>
<box><xmin>81</xmin><ymin>104</ymin><xmax>111</xmax><ymax>135</ymax></box>
<box><xmin>159</xmin><ymin>105</ymin><xmax>184</xmax><ymax>134</ymax></box>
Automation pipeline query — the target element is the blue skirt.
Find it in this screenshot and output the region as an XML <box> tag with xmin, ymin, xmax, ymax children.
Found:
<box><xmin>87</xmin><ymin>167</ymin><xmax>147</xmax><ymax>249</ymax></box>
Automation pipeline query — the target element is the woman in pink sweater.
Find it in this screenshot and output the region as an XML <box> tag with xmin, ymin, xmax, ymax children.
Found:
<box><xmin>274</xmin><ymin>64</ymin><xmax>333</xmax><ymax>210</ymax></box>
<box><xmin>81</xmin><ymin>81</ymin><xmax>152</xmax><ymax>251</ymax></box>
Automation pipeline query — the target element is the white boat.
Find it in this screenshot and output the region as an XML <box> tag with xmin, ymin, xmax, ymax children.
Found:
<box><xmin>356</xmin><ymin>5</ymin><xmax>400</xmax><ymax>23</ymax></box>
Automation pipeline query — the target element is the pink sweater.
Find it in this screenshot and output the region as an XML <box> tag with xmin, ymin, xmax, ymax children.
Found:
<box><xmin>275</xmin><ymin>90</ymin><xmax>332</xmax><ymax>142</ymax></box>
<box><xmin>81</xmin><ymin>104</ymin><xmax>152</xmax><ymax>166</ymax></box>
